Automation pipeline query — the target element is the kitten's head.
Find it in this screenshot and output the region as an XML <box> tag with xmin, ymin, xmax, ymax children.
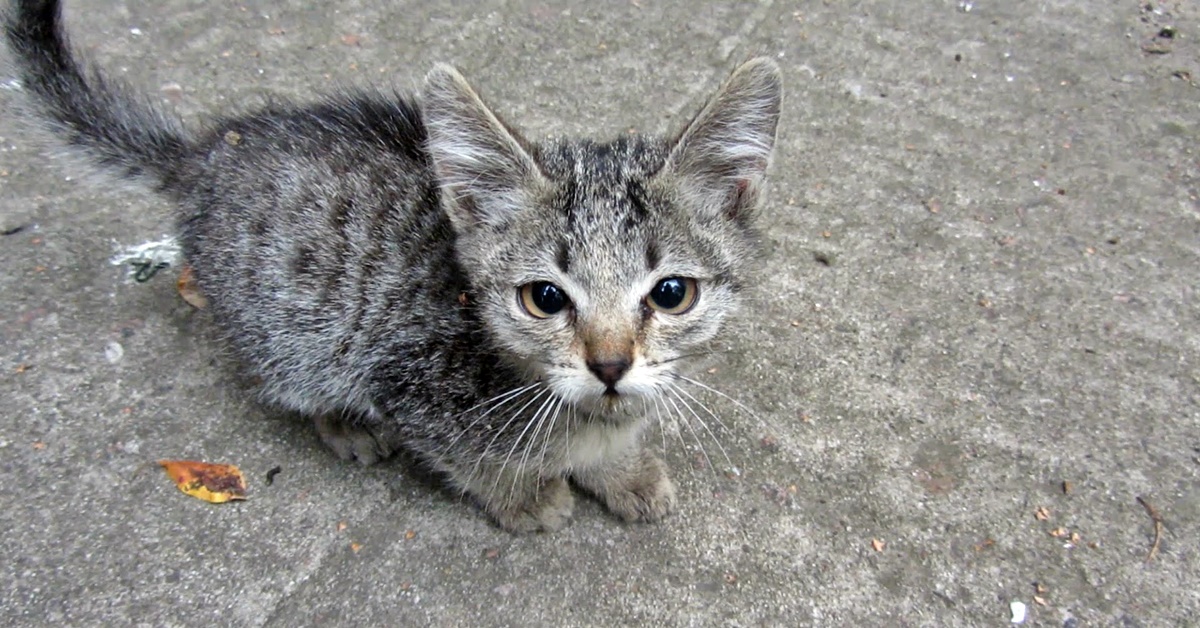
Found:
<box><xmin>423</xmin><ymin>59</ymin><xmax>781</xmax><ymax>412</ymax></box>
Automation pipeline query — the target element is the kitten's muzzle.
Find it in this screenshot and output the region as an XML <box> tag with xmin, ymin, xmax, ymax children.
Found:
<box><xmin>588</xmin><ymin>358</ymin><xmax>630</xmax><ymax>392</ymax></box>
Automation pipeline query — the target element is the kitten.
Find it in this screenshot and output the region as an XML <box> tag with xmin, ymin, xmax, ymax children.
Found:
<box><xmin>4</xmin><ymin>0</ymin><xmax>782</xmax><ymax>532</ymax></box>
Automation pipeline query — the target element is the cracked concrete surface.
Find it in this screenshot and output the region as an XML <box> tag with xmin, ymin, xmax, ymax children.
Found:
<box><xmin>1</xmin><ymin>0</ymin><xmax>1198</xmax><ymax>625</ymax></box>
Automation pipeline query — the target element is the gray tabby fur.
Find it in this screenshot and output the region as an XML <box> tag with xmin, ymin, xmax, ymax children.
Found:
<box><xmin>4</xmin><ymin>0</ymin><xmax>782</xmax><ymax>532</ymax></box>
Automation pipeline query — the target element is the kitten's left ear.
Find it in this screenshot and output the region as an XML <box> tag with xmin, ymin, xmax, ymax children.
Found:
<box><xmin>423</xmin><ymin>64</ymin><xmax>548</xmax><ymax>231</ymax></box>
<box><xmin>666</xmin><ymin>58</ymin><xmax>782</xmax><ymax>224</ymax></box>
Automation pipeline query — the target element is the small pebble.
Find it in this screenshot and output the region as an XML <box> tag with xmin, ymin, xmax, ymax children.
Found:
<box><xmin>104</xmin><ymin>341</ymin><xmax>124</xmax><ymax>364</ymax></box>
<box><xmin>1010</xmin><ymin>601</ymin><xmax>1027</xmax><ymax>624</ymax></box>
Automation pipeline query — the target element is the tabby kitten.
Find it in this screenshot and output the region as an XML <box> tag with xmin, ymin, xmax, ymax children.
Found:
<box><xmin>4</xmin><ymin>0</ymin><xmax>782</xmax><ymax>532</ymax></box>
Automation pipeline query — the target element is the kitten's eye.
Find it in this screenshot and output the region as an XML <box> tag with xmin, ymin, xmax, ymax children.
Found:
<box><xmin>646</xmin><ymin>277</ymin><xmax>699</xmax><ymax>315</ymax></box>
<box><xmin>519</xmin><ymin>281</ymin><xmax>570</xmax><ymax>318</ymax></box>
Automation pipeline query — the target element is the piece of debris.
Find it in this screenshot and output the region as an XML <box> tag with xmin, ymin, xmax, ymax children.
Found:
<box><xmin>871</xmin><ymin>538</ymin><xmax>886</xmax><ymax>552</ymax></box>
<box><xmin>110</xmin><ymin>236</ymin><xmax>181</xmax><ymax>283</ymax></box>
<box><xmin>176</xmin><ymin>265</ymin><xmax>208</xmax><ymax>309</ymax></box>
<box><xmin>1136</xmin><ymin>495</ymin><xmax>1163</xmax><ymax>563</ymax></box>
<box><xmin>159</xmin><ymin>460</ymin><xmax>247</xmax><ymax>503</ymax></box>
<box><xmin>1010</xmin><ymin>600</ymin><xmax>1027</xmax><ymax>624</ymax></box>
<box><xmin>1062</xmin><ymin>480</ymin><xmax>1072</xmax><ymax>495</ymax></box>
<box><xmin>223</xmin><ymin>130</ymin><xmax>242</xmax><ymax>145</ymax></box>
<box><xmin>405</xmin><ymin>530</ymin><xmax>417</xmax><ymax>540</ymax></box>
<box><xmin>924</xmin><ymin>197</ymin><xmax>942</xmax><ymax>213</ymax></box>
<box><xmin>1035</xmin><ymin>506</ymin><xmax>1050</xmax><ymax>521</ymax></box>
<box><xmin>265</xmin><ymin>465</ymin><xmax>282</xmax><ymax>486</ymax></box>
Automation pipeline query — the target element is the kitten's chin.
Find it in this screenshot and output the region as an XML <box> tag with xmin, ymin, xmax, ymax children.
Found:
<box><xmin>557</xmin><ymin>387</ymin><xmax>650</xmax><ymax>423</ymax></box>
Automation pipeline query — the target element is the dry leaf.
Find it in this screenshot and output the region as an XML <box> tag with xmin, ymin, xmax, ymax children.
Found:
<box><xmin>1034</xmin><ymin>506</ymin><xmax>1050</xmax><ymax>521</ymax></box>
<box><xmin>350</xmin><ymin>542</ymin><xmax>363</xmax><ymax>553</ymax></box>
<box><xmin>159</xmin><ymin>460</ymin><xmax>247</xmax><ymax>503</ymax></box>
<box><xmin>177</xmin><ymin>265</ymin><xmax>208</xmax><ymax>309</ymax></box>
<box><xmin>871</xmin><ymin>538</ymin><xmax>886</xmax><ymax>552</ymax></box>
<box><xmin>1033</xmin><ymin>595</ymin><xmax>1047</xmax><ymax>606</ymax></box>
<box><xmin>404</xmin><ymin>530</ymin><xmax>416</xmax><ymax>540</ymax></box>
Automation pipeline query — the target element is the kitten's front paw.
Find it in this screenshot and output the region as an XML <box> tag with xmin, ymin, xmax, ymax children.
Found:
<box><xmin>487</xmin><ymin>477</ymin><xmax>575</xmax><ymax>534</ymax></box>
<box><xmin>313</xmin><ymin>415</ymin><xmax>392</xmax><ymax>466</ymax></box>
<box><xmin>579</xmin><ymin>452</ymin><xmax>677</xmax><ymax>523</ymax></box>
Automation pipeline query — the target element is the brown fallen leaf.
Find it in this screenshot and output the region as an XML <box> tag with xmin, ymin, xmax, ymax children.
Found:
<box><xmin>177</xmin><ymin>265</ymin><xmax>208</xmax><ymax>309</ymax></box>
<box><xmin>871</xmin><ymin>538</ymin><xmax>886</xmax><ymax>552</ymax></box>
<box><xmin>159</xmin><ymin>460</ymin><xmax>247</xmax><ymax>503</ymax></box>
<box><xmin>1035</xmin><ymin>506</ymin><xmax>1051</xmax><ymax>521</ymax></box>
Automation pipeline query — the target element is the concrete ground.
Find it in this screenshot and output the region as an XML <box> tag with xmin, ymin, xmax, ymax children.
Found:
<box><xmin>1</xmin><ymin>0</ymin><xmax>1198</xmax><ymax>625</ymax></box>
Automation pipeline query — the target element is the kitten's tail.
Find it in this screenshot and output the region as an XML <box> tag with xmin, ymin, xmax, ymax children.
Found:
<box><xmin>4</xmin><ymin>0</ymin><xmax>191</xmax><ymax>188</ymax></box>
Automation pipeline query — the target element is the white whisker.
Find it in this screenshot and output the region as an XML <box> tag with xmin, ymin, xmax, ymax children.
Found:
<box><xmin>661</xmin><ymin>385</ymin><xmax>714</xmax><ymax>476</ymax></box>
<box><xmin>495</xmin><ymin>392</ymin><xmax>558</xmax><ymax>500</ymax></box>
<box><xmin>468</xmin><ymin>387</ymin><xmax>550</xmax><ymax>489</ymax></box>
<box><xmin>667</xmin><ymin>384</ymin><xmax>729</xmax><ymax>470</ymax></box>
<box><xmin>437</xmin><ymin>382</ymin><xmax>541</xmax><ymax>459</ymax></box>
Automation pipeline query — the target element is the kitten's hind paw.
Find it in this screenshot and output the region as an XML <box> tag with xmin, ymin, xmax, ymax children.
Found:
<box><xmin>576</xmin><ymin>451</ymin><xmax>677</xmax><ymax>523</ymax></box>
<box><xmin>313</xmin><ymin>415</ymin><xmax>393</xmax><ymax>466</ymax></box>
<box><xmin>485</xmin><ymin>477</ymin><xmax>576</xmax><ymax>534</ymax></box>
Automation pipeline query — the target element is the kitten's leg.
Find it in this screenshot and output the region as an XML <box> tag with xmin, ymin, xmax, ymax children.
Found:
<box><xmin>447</xmin><ymin>463</ymin><xmax>575</xmax><ymax>533</ymax></box>
<box><xmin>572</xmin><ymin>446</ymin><xmax>677</xmax><ymax>523</ymax></box>
<box><xmin>313</xmin><ymin>414</ymin><xmax>396</xmax><ymax>466</ymax></box>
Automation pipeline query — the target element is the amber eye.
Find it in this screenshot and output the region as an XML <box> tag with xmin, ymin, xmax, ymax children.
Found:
<box><xmin>519</xmin><ymin>281</ymin><xmax>570</xmax><ymax>318</ymax></box>
<box><xmin>646</xmin><ymin>277</ymin><xmax>698</xmax><ymax>314</ymax></box>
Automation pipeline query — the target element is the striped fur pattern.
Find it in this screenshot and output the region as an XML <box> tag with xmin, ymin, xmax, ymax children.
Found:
<box><xmin>4</xmin><ymin>0</ymin><xmax>782</xmax><ymax>532</ymax></box>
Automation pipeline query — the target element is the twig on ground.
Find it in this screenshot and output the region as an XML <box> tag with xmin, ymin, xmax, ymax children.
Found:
<box><xmin>1136</xmin><ymin>496</ymin><xmax>1163</xmax><ymax>563</ymax></box>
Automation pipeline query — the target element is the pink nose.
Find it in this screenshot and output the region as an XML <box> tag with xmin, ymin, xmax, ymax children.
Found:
<box><xmin>587</xmin><ymin>359</ymin><xmax>630</xmax><ymax>388</ymax></box>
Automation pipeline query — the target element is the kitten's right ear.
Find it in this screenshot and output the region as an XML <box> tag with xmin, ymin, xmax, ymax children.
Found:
<box><xmin>422</xmin><ymin>64</ymin><xmax>547</xmax><ymax>231</ymax></box>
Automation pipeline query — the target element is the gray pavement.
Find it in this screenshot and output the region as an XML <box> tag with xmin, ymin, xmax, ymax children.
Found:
<box><xmin>1</xmin><ymin>0</ymin><xmax>1198</xmax><ymax>625</ymax></box>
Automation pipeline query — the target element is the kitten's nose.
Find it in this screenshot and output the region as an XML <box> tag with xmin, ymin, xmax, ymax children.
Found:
<box><xmin>587</xmin><ymin>358</ymin><xmax>630</xmax><ymax>389</ymax></box>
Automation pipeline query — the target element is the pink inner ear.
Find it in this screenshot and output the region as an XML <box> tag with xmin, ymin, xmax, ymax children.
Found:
<box><xmin>726</xmin><ymin>178</ymin><xmax>751</xmax><ymax>220</ymax></box>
